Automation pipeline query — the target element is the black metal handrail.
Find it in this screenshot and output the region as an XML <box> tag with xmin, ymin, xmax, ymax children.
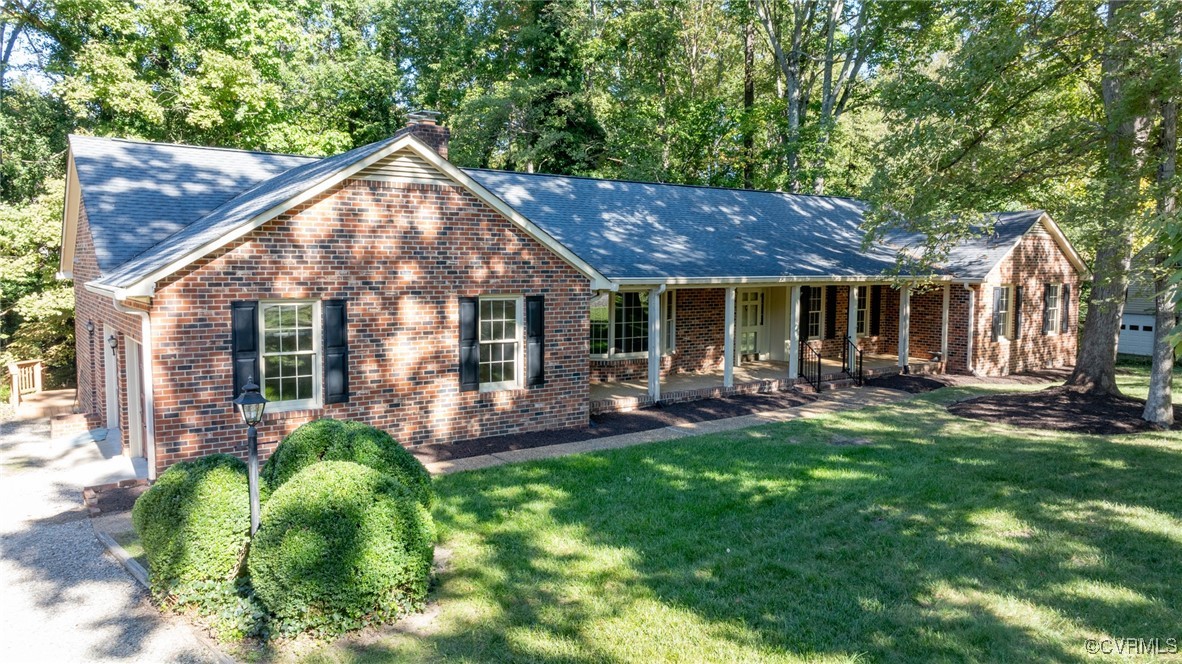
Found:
<box><xmin>842</xmin><ymin>335</ymin><xmax>864</xmax><ymax>386</ymax></box>
<box><xmin>799</xmin><ymin>342</ymin><xmax>822</xmax><ymax>391</ymax></box>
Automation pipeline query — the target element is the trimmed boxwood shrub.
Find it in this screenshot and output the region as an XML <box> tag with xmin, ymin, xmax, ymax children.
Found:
<box><xmin>248</xmin><ymin>461</ymin><xmax>434</xmax><ymax>636</ymax></box>
<box><xmin>261</xmin><ymin>418</ymin><xmax>432</xmax><ymax>507</ymax></box>
<box><xmin>131</xmin><ymin>454</ymin><xmax>250</xmax><ymax>602</ymax></box>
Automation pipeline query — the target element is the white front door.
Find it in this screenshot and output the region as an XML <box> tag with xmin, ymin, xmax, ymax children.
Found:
<box><xmin>738</xmin><ymin>289</ymin><xmax>766</xmax><ymax>362</ymax></box>
<box><xmin>103</xmin><ymin>325</ymin><xmax>120</xmax><ymax>432</ymax></box>
<box><xmin>126</xmin><ymin>339</ymin><xmax>144</xmax><ymax>458</ymax></box>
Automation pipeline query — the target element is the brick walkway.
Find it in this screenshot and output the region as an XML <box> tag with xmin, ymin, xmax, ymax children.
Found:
<box><xmin>424</xmin><ymin>385</ymin><xmax>913</xmax><ymax>475</ymax></box>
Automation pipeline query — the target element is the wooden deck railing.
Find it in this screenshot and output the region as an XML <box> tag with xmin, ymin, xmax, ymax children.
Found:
<box><xmin>7</xmin><ymin>359</ymin><xmax>43</xmax><ymax>406</ymax></box>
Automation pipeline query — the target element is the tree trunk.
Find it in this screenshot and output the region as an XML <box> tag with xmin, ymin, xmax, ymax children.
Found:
<box><xmin>1066</xmin><ymin>0</ymin><xmax>1144</xmax><ymax>395</ymax></box>
<box><xmin>1069</xmin><ymin>239</ymin><xmax>1134</xmax><ymax>394</ymax></box>
<box><xmin>1144</xmin><ymin>98</ymin><xmax>1178</xmax><ymax>425</ymax></box>
<box><xmin>743</xmin><ymin>10</ymin><xmax>755</xmax><ymax>189</ymax></box>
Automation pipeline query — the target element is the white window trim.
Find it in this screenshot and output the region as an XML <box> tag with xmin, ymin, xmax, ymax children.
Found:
<box><xmin>855</xmin><ymin>286</ymin><xmax>868</xmax><ymax>338</ymax></box>
<box><xmin>478</xmin><ymin>295</ymin><xmax>524</xmax><ymax>393</ymax></box>
<box><xmin>590</xmin><ymin>290</ymin><xmax>676</xmax><ymax>360</ymax></box>
<box><xmin>258</xmin><ymin>299</ymin><xmax>322</xmax><ymax>413</ymax></box>
<box><xmin>807</xmin><ymin>287</ymin><xmax>825</xmax><ymax>341</ymax></box>
<box><xmin>1046</xmin><ymin>283</ymin><xmax>1062</xmax><ymax>336</ymax></box>
<box><xmin>998</xmin><ymin>285</ymin><xmax>1015</xmax><ymax>341</ymax></box>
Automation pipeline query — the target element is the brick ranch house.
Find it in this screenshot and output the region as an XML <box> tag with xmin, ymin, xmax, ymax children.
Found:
<box><xmin>60</xmin><ymin>115</ymin><xmax>1087</xmax><ymax>478</ymax></box>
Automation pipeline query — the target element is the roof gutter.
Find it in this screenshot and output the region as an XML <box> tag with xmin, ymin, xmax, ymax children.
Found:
<box><xmin>609</xmin><ymin>274</ymin><xmax>959</xmax><ymax>287</ymax></box>
<box><xmin>84</xmin><ymin>280</ymin><xmax>155</xmax><ymax>301</ymax></box>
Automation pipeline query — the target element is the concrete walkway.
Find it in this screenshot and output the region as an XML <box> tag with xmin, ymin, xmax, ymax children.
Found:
<box><xmin>425</xmin><ymin>385</ymin><xmax>913</xmax><ymax>474</ymax></box>
<box><xmin>0</xmin><ymin>418</ymin><xmax>216</xmax><ymax>663</ymax></box>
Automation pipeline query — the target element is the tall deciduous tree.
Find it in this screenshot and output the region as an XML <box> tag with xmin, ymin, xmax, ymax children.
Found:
<box><xmin>1140</xmin><ymin>1</ymin><xmax>1181</xmax><ymax>425</ymax></box>
<box><xmin>865</xmin><ymin>1</ymin><xmax>1180</xmax><ymax>403</ymax></box>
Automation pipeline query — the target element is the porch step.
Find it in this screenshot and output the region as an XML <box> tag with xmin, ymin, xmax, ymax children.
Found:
<box><xmin>794</xmin><ymin>377</ymin><xmax>859</xmax><ymax>394</ymax></box>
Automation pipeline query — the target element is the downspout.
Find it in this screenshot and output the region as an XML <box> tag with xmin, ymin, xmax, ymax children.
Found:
<box><xmin>962</xmin><ymin>284</ymin><xmax>978</xmax><ymax>376</ymax></box>
<box><xmin>113</xmin><ymin>300</ymin><xmax>157</xmax><ymax>480</ymax></box>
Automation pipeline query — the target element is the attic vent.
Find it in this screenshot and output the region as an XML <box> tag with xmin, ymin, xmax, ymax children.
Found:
<box><xmin>355</xmin><ymin>149</ymin><xmax>455</xmax><ymax>185</ymax></box>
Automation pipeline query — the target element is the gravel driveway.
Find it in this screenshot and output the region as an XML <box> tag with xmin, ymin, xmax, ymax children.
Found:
<box><xmin>0</xmin><ymin>418</ymin><xmax>218</xmax><ymax>663</ymax></box>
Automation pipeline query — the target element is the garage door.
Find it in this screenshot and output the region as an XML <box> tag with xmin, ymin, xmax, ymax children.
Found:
<box><xmin>1118</xmin><ymin>314</ymin><xmax>1156</xmax><ymax>356</ymax></box>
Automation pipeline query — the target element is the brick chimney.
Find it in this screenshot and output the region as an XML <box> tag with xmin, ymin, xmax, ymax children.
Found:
<box><xmin>404</xmin><ymin>110</ymin><xmax>449</xmax><ymax>160</ymax></box>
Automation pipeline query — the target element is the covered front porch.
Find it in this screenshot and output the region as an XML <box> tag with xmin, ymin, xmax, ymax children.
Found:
<box><xmin>589</xmin><ymin>281</ymin><xmax>955</xmax><ymax>413</ymax></box>
<box><xmin>590</xmin><ymin>355</ymin><xmax>937</xmax><ymax>413</ymax></box>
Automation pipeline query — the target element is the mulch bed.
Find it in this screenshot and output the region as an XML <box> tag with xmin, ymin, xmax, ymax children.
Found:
<box><xmin>83</xmin><ymin>480</ymin><xmax>151</xmax><ymax>516</ymax></box>
<box><xmin>947</xmin><ymin>386</ymin><xmax>1178</xmax><ymax>435</ymax></box>
<box><xmin>864</xmin><ymin>373</ymin><xmax>952</xmax><ymax>394</ymax></box>
<box><xmin>412</xmin><ymin>390</ymin><xmax>818</xmax><ymax>463</ymax></box>
<box><xmin>865</xmin><ymin>367</ymin><xmax>1075</xmax><ymax>394</ymax></box>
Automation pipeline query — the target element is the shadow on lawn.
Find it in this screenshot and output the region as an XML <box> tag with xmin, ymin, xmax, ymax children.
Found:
<box><xmin>332</xmin><ymin>392</ymin><xmax>1182</xmax><ymax>663</ymax></box>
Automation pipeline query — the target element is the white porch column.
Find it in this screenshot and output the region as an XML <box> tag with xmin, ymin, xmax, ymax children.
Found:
<box><xmin>940</xmin><ymin>284</ymin><xmax>950</xmax><ymax>363</ymax></box>
<box><xmin>723</xmin><ymin>287</ymin><xmax>736</xmax><ymax>388</ymax></box>
<box><xmin>648</xmin><ymin>287</ymin><xmax>663</xmax><ymax>401</ymax></box>
<box><xmin>898</xmin><ymin>285</ymin><xmax>911</xmax><ymax>373</ymax></box>
<box><xmin>787</xmin><ymin>285</ymin><xmax>800</xmax><ymax>379</ymax></box>
<box><xmin>846</xmin><ymin>285</ymin><xmax>859</xmax><ymax>372</ymax></box>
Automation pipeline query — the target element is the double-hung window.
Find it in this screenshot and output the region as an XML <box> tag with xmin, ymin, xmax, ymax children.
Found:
<box><xmin>589</xmin><ymin>291</ymin><xmax>676</xmax><ymax>358</ymax></box>
<box><xmin>1045</xmin><ymin>284</ymin><xmax>1061</xmax><ymax>334</ymax></box>
<box><xmin>994</xmin><ymin>285</ymin><xmax>1014</xmax><ymax>340</ymax></box>
<box><xmin>806</xmin><ymin>287</ymin><xmax>823</xmax><ymax>340</ymax></box>
<box><xmin>479</xmin><ymin>297</ymin><xmax>522</xmax><ymax>391</ymax></box>
<box><xmin>260</xmin><ymin>301</ymin><xmax>319</xmax><ymax>409</ymax></box>
<box><xmin>855</xmin><ymin>286</ymin><xmax>868</xmax><ymax>336</ymax></box>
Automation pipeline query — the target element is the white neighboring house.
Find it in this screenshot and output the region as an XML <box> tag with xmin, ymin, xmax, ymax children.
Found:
<box><xmin>1119</xmin><ymin>268</ymin><xmax>1158</xmax><ymax>356</ymax></box>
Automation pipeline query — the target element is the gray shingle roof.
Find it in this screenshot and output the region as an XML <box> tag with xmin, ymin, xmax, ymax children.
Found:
<box><xmin>69</xmin><ymin>135</ymin><xmax>316</xmax><ymax>274</ymax></box>
<box><xmin>881</xmin><ymin>211</ymin><xmax>1045</xmax><ymax>281</ymax></box>
<box><xmin>72</xmin><ymin>134</ymin><xmax>1053</xmax><ymax>289</ymax></box>
<box><xmin>464</xmin><ymin>169</ymin><xmax>1042</xmax><ymax>281</ymax></box>
<box><xmin>94</xmin><ymin>135</ymin><xmax>402</xmax><ymax>289</ymax></box>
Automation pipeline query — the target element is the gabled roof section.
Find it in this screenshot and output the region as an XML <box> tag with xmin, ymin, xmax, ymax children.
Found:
<box><xmin>65</xmin><ymin>135</ymin><xmax>316</xmax><ymax>275</ymax></box>
<box><xmin>92</xmin><ymin>134</ymin><xmax>613</xmax><ymax>295</ymax></box>
<box><xmin>463</xmin><ymin>170</ymin><xmax>905</xmax><ymax>282</ymax></box>
<box><xmin>882</xmin><ymin>211</ymin><xmax>1041</xmax><ymax>281</ymax></box>
<box><xmin>94</xmin><ymin>135</ymin><xmax>402</xmax><ymax>292</ymax></box>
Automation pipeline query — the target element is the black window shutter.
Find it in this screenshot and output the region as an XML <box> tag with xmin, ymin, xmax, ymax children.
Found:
<box><xmin>1013</xmin><ymin>286</ymin><xmax>1023</xmax><ymax>339</ymax></box>
<box><xmin>1043</xmin><ymin>284</ymin><xmax>1054</xmax><ymax>334</ymax></box>
<box><xmin>323</xmin><ymin>299</ymin><xmax>349</xmax><ymax>404</ymax></box>
<box><xmin>231</xmin><ymin>301</ymin><xmax>259</xmax><ymax>398</ymax></box>
<box><xmin>526</xmin><ymin>295</ymin><xmax>545</xmax><ymax>387</ymax></box>
<box><xmin>991</xmin><ymin>287</ymin><xmax>1003</xmax><ymax>342</ymax></box>
<box><xmin>1061</xmin><ymin>284</ymin><xmax>1071</xmax><ymax>333</ymax></box>
<box><xmin>824</xmin><ymin>285</ymin><xmax>837</xmax><ymax>339</ymax></box>
<box><xmin>869</xmin><ymin>285</ymin><xmax>881</xmax><ymax>336</ymax></box>
<box><xmin>798</xmin><ymin>286</ymin><xmax>810</xmax><ymax>342</ymax></box>
<box><xmin>459</xmin><ymin>297</ymin><xmax>479</xmax><ymax>392</ymax></box>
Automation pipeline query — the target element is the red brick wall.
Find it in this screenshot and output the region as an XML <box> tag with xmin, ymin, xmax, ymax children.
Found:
<box><xmin>804</xmin><ymin>285</ymin><xmax>894</xmax><ymax>359</ymax></box>
<box><xmin>945</xmin><ymin>287</ymin><xmax>972</xmax><ymax>373</ymax></box>
<box><xmin>971</xmin><ymin>226</ymin><xmax>1080</xmax><ymax>375</ymax></box>
<box><xmin>908</xmin><ymin>287</ymin><xmax>945</xmax><ymax>361</ymax></box>
<box><xmin>71</xmin><ymin>204</ymin><xmax>144</xmax><ymax>441</ymax></box>
<box><xmin>589</xmin><ymin>288</ymin><xmax>727</xmax><ymax>383</ymax></box>
<box><xmin>147</xmin><ymin>178</ymin><xmax>591</xmax><ymax>473</ymax></box>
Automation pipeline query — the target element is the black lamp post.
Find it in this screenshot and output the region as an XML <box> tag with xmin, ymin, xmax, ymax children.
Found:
<box><xmin>233</xmin><ymin>379</ymin><xmax>268</xmax><ymax>535</ymax></box>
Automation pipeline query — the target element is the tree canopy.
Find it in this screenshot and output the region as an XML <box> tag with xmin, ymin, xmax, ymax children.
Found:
<box><xmin>0</xmin><ymin>0</ymin><xmax>1178</xmax><ymax>402</ymax></box>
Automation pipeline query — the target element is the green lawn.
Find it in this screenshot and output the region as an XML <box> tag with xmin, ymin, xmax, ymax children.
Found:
<box><xmin>112</xmin><ymin>528</ymin><xmax>148</xmax><ymax>571</ymax></box>
<box><xmin>306</xmin><ymin>379</ymin><xmax>1182</xmax><ymax>663</ymax></box>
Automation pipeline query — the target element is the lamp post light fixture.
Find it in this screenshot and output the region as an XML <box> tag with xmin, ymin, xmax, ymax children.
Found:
<box><xmin>233</xmin><ymin>379</ymin><xmax>268</xmax><ymax>535</ymax></box>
